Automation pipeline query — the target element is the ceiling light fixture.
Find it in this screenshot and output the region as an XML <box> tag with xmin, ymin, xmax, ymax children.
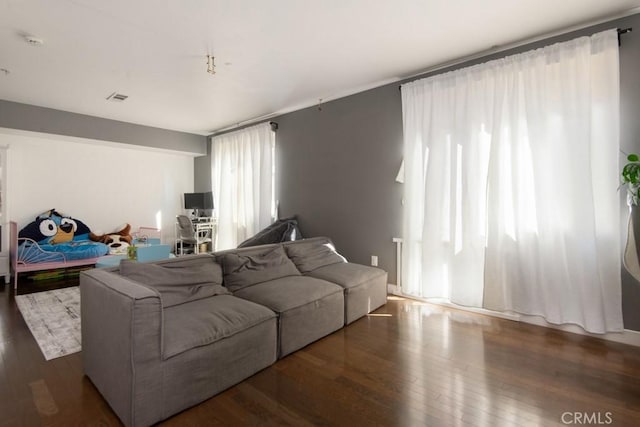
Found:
<box><xmin>206</xmin><ymin>55</ymin><xmax>215</xmax><ymax>75</ymax></box>
<box><xmin>24</xmin><ymin>35</ymin><xmax>44</xmax><ymax>46</ymax></box>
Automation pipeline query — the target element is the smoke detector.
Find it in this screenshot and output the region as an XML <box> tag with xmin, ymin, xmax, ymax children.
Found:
<box><xmin>106</xmin><ymin>92</ymin><xmax>129</xmax><ymax>102</ymax></box>
<box><xmin>24</xmin><ymin>36</ymin><xmax>44</xmax><ymax>46</ymax></box>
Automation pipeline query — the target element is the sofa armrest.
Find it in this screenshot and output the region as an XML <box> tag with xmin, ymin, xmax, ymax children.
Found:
<box><xmin>82</xmin><ymin>268</ymin><xmax>160</xmax><ymax>299</ymax></box>
<box><xmin>80</xmin><ymin>268</ymin><xmax>163</xmax><ymax>427</ymax></box>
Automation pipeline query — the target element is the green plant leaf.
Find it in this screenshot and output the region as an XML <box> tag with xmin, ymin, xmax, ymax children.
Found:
<box><xmin>623</xmin><ymin>163</ymin><xmax>640</xmax><ymax>184</ymax></box>
<box><xmin>628</xmin><ymin>154</ymin><xmax>639</xmax><ymax>162</ymax></box>
<box><xmin>622</xmin><ymin>163</ymin><xmax>638</xmax><ymax>183</ymax></box>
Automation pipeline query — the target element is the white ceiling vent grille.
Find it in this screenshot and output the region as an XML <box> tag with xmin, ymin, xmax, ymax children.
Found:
<box><xmin>106</xmin><ymin>92</ymin><xmax>128</xmax><ymax>102</ymax></box>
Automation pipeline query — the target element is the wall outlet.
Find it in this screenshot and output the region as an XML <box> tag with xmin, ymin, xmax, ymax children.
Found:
<box><xmin>371</xmin><ymin>255</ymin><xmax>378</xmax><ymax>267</ymax></box>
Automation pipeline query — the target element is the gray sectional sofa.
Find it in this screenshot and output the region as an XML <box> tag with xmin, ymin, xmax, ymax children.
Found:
<box><xmin>80</xmin><ymin>236</ymin><xmax>387</xmax><ymax>427</ymax></box>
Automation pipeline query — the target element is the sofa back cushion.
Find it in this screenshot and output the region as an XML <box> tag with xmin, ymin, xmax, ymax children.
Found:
<box><xmin>237</xmin><ymin>216</ymin><xmax>303</xmax><ymax>248</ymax></box>
<box><xmin>120</xmin><ymin>258</ymin><xmax>228</xmax><ymax>307</ymax></box>
<box><xmin>221</xmin><ymin>245</ymin><xmax>301</xmax><ymax>292</ymax></box>
<box><xmin>284</xmin><ymin>238</ymin><xmax>347</xmax><ymax>273</ymax></box>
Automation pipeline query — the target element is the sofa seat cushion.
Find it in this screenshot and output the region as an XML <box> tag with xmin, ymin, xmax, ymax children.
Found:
<box><xmin>307</xmin><ymin>262</ymin><xmax>388</xmax><ymax>325</ymax></box>
<box><xmin>232</xmin><ymin>275</ymin><xmax>341</xmax><ymax>312</ymax></box>
<box><xmin>163</xmin><ymin>295</ymin><xmax>276</xmax><ymax>359</ymax></box>
<box><xmin>233</xmin><ymin>276</ymin><xmax>344</xmax><ymax>357</ymax></box>
<box><xmin>307</xmin><ymin>262</ymin><xmax>386</xmax><ymax>290</ymax></box>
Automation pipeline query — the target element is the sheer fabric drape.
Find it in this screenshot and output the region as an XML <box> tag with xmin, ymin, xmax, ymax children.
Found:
<box><xmin>401</xmin><ymin>30</ymin><xmax>622</xmax><ymax>333</ymax></box>
<box><xmin>211</xmin><ymin>122</ymin><xmax>275</xmax><ymax>250</ymax></box>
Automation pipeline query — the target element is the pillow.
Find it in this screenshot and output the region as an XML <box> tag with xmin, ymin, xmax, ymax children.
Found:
<box><xmin>222</xmin><ymin>246</ymin><xmax>301</xmax><ymax>292</ymax></box>
<box><xmin>120</xmin><ymin>259</ymin><xmax>228</xmax><ymax>307</ymax></box>
<box><xmin>284</xmin><ymin>240</ymin><xmax>347</xmax><ymax>273</ymax></box>
<box><xmin>19</xmin><ymin>209</ymin><xmax>93</xmax><ymax>244</ymax></box>
<box><xmin>237</xmin><ymin>216</ymin><xmax>303</xmax><ymax>248</ymax></box>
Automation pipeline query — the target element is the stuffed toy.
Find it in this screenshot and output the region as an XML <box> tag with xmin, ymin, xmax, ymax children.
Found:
<box><xmin>19</xmin><ymin>209</ymin><xmax>92</xmax><ymax>244</ymax></box>
<box><xmin>90</xmin><ymin>223</ymin><xmax>133</xmax><ymax>255</ymax></box>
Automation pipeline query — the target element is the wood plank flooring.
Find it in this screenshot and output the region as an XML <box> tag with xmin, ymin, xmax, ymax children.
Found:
<box><xmin>1</xmin><ymin>282</ymin><xmax>640</xmax><ymax>426</ymax></box>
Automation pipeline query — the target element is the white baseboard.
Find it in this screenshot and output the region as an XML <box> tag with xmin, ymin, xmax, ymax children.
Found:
<box><xmin>386</xmin><ymin>286</ymin><xmax>640</xmax><ymax>347</ymax></box>
<box><xmin>518</xmin><ymin>315</ymin><xmax>640</xmax><ymax>347</ymax></box>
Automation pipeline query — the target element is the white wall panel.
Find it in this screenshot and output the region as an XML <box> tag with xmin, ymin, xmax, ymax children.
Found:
<box><xmin>1</xmin><ymin>132</ymin><xmax>194</xmax><ymax>246</ymax></box>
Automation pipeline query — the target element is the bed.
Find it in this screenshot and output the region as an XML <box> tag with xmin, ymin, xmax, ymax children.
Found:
<box><xmin>10</xmin><ymin>221</ymin><xmax>108</xmax><ymax>290</ymax></box>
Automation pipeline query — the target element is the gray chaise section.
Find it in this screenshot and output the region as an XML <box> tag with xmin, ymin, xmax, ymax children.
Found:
<box><xmin>81</xmin><ymin>267</ymin><xmax>277</xmax><ymax>427</ymax></box>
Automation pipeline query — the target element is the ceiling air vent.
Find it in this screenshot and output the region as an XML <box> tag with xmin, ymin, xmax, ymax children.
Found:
<box><xmin>106</xmin><ymin>92</ymin><xmax>128</xmax><ymax>102</ymax></box>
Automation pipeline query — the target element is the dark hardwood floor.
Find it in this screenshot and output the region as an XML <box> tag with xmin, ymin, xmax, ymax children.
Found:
<box><xmin>1</xmin><ymin>280</ymin><xmax>640</xmax><ymax>426</ymax></box>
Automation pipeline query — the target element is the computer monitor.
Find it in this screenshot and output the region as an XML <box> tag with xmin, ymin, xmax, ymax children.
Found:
<box><xmin>184</xmin><ymin>193</ymin><xmax>203</xmax><ymax>210</ymax></box>
<box><xmin>184</xmin><ymin>192</ymin><xmax>214</xmax><ymax>217</ymax></box>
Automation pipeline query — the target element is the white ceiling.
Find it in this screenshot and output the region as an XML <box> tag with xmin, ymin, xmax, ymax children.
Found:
<box><xmin>1</xmin><ymin>0</ymin><xmax>639</xmax><ymax>135</ymax></box>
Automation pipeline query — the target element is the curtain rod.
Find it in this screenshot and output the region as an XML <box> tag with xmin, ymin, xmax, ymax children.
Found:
<box><xmin>399</xmin><ymin>27</ymin><xmax>633</xmax><ymax>91</ymax></box>
<box><xmin>210</xmin><ymin>120</ymin><xmax>278</xmax><ymax>138</ymax></box>
<box><xmin>618</xmin><ymin>27</ymin><xmax>632</xmax><ymax>45</ymax></box>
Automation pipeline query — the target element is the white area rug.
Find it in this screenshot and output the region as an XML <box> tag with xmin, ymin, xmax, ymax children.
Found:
<box><xmin>15</xmin><ymin>286</ymin><xmax>81</xmax><ymax>361</ymax></box>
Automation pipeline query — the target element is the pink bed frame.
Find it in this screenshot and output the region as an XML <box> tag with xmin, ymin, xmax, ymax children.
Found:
<box><xmin>9</xmin><ymin>221</ymin><xmax>100</xmax><ymax>290</ymax></box>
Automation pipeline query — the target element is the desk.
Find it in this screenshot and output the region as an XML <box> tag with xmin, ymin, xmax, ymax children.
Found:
<box><xmin>193</xmin><ymin>218</ymin><xmax>216</xmax><ymax>253</ymax></box>
<box><xmin>175</xmin><ymin>217</ymin><xmax>217</xmax><ymax>254</ymax></box>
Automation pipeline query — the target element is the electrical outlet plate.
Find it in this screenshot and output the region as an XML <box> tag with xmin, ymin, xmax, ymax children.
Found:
<box><xmin>371</xmin><ymin>255</ymin><xmax>378</xmax><ymax>266</ymax></box>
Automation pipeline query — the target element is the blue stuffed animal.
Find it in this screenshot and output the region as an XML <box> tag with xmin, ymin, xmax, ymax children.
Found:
<box><xmin>19</xmin><ymin>209</ymin><xmax>92</xmax><ymax>244</ymax></box>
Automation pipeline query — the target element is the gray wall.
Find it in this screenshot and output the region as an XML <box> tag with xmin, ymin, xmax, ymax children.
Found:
<box><xmin>276</xmin><ymin>85</ymin><xmax>404</xmax><ymax>277</ymax></box>
<box><xmin>616</xmin><ymin>15</ymin><xmax>640</xmax><ymax>332</ymax></box>
<box><xmin>194</xmin><ymin>144</ymin><xmax>212</xmax><ymax>192</ymax></box>
<box><xmin>0</xmin><ymin>100</ymin><xmax>207</xmax><ymax>155</ymax></box>
<box><xmin>198</xmin><ymin>13</ymin><xmax>640</xmax><ymax>331</ymax></box>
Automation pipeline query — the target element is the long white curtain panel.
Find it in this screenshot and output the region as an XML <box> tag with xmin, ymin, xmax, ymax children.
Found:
<box><xmin>211</xmin><ymin>122</ymin><xmax>275</xmax><ymax>250</ymax></box>
<box><xmin>401</xmin><ymin>30</ymin><xmax>622</xmax><ymax>333</ymax></box>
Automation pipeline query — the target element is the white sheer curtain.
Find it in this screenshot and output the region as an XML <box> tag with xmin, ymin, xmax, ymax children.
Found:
<box><xmin>211</xmin><ymin>122</ymin><xmax>275</xmax><ymax>250</ymax></box>
<box><xmin>401</xmin><ymin>30</ymin><xmax>623</xmax><ymax>333</ymax></box>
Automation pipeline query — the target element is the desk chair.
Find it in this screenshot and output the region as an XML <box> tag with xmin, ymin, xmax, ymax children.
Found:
<box><xmin>175</xmin><ymin>215</ymin><xmax>212</xmax><ymax>255</ymax></box>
